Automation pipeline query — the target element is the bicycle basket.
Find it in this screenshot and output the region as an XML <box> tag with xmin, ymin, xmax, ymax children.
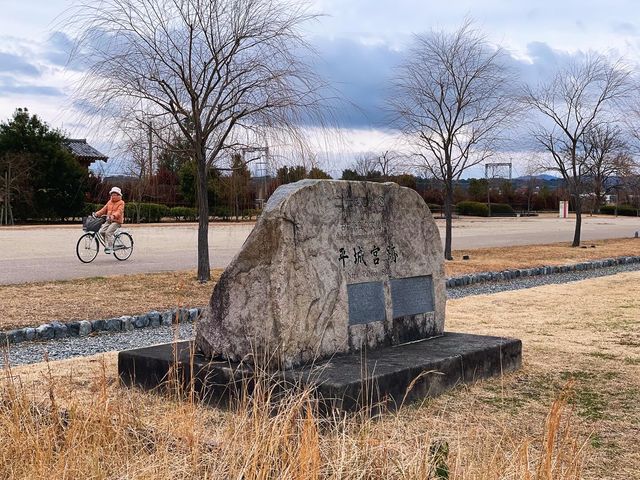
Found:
<box><xmin>82</xmin><ymin>216</ymin><xmax>105</xmax><ymax>232</ymax></box>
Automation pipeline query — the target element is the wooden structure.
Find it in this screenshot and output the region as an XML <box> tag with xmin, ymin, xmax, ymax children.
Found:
<box><xmin>65</xmin><ymin>139</ymin><xmax>108</xmax><ymax>169</ymax></box>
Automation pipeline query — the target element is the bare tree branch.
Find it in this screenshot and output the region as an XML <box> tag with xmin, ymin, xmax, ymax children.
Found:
<box><xmin>389</xmin><ymin>19</ymin><xmax>519</xmax><ymax>259</ymax></box>
<box><xmin>522</xmin><ymin>52</ymin><xmax>631</xmax><ymax>246</ymax></box>
<box><xmin>66</xmin><ymin>0</ymin><xmax>327</xmax><ymax>281</ymax></box>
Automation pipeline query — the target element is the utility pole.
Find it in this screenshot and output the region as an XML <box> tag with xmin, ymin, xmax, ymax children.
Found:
<box><xmin>147</xmin><ymin>120</ymin><xmax>153</xmax><ymax>176</ymax></box>
<box><xmin>1</xmin><ymin>171</ymin><xmax>4</xmax><ymax>225</ymax></box>
<box><xmin>2</xmin><ymin>167</ymin><xmax>15</xmax><ymax>225</ymax></box>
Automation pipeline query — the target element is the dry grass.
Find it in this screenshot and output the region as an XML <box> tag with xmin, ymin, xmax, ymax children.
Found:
<box><xmin>4</xmin><ymin>271</ymin><xmax>639</xmax><ymax>478</ymax></box>
<box><xmin>0</xmin><ymin>270</ymin><xmax>222</xmax><ymax>330</ymax></box>
<box><xmin>447</xmin><ymin>237</ymin><xmax>640</xmax><ymax>276</ymax></box>
<box><xmin>1</xmin><ymin>238</ymin><xmax>638</xmax><ymax>330</ymax></box>
<box><xmin>2</xmin><ymin>355</ymin><xmax>583</xmax><ymax>480</ymax></box>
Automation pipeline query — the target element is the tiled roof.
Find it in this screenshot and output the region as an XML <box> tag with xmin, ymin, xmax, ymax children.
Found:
<box><xmin>65</xmin><ymin>139</ymin><xmax>108</xmax><ymax>161</ymax></box>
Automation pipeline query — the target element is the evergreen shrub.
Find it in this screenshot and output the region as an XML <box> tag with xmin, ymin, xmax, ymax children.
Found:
<box><xmin>456</xmin><ymin>201</ymin><xmax>490</xmax><ymax>217</ymax></box>
<box><xmin>488</xmin><ymin>203</ymin><xmax>516</xmax><ymax>215</ymax></box>
<box><xmin>600</xmin><ymin>204</ymin><xmax>639</xmax><ymax>216</ymax></box>
<box><xmin>125</xmin><ymin>202</ymin><xmax>170</xmax><ymax>223</ymax></box>
<box><xmin>170</xmin><ymin>206</ymin><xmax>197</xmax><ymax>221</ymax></box>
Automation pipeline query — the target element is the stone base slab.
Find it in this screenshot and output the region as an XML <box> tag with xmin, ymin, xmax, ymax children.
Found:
<box><xmin>118</xmin><ymin>332</ymin><xmax>522</xmax><ymax>411</ymax></box>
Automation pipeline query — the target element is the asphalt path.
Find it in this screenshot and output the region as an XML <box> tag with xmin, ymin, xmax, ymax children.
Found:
<box><xmin>1</xmin><ymin>215</ymin><xmax>638</xmax><ymax>285</ymax></box>
<box><xmin>0</xmin><ymin>222</ymin><xmax>255</xmax><ymax>285</ymax></box>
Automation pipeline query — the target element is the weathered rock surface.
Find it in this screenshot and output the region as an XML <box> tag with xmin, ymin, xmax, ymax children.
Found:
<box><xmin>196</xmin><ymin>180</ymin><xmax>445</xmax><ymax>368</ymax></box>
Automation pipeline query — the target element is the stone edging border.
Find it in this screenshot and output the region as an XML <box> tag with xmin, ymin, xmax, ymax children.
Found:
<box><xmin>446</xmin><ymin>255</ymin><xmax>640</xmax><ymax>288</ymax></box>
<box><xmin>1</xmin><ymin>307</ymin><xmax>204</xmax><ymax>347</ymax></box>
<box><xmin>3</xmin><ymin>254</ymin><xmax>640</xmax><ymax>347</ymax></box>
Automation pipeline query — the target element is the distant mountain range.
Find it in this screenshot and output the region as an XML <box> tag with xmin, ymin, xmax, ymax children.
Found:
<box><xmin>515</xmin><ymin>174</ymin><xmax>561</xmax><ymax>181</ymax></box>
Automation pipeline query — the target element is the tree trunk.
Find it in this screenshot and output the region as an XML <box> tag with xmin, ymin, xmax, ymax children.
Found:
<box><xmin>444</xmin><ymin>186</ymin><xmax>454</xmax><ymax>260</ymax></box>
<box><xmin>196</xmin><ymin>153</ymin><xmax>211</xmax><ymax>282</ymax></box>
<box><xmin>572</xmin><ymin>196</ymin><xmax>582</xmax><ymax>247</ymax></box>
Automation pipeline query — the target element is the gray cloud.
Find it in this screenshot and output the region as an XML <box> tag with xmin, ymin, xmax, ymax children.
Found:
<box><xmin>0</xmin><ymin>75</ymin><xmax>63</xmax><ymax>97</ymax></box>
<box><xmin>311</xmin><ymin>36</ymin><xmax>584</xmax><ymax>131</ymax></box>
<box><xmin>312</xmin><ymin>37</ymin><xmax>403</xmax><ymax>128</ymax></box>
<box><xmin>45</xmin><ymin>31</ymin><xmax>73</xmax><ymax>66</ymax></box>
<box><xmin>0</xmin><ymin>52</ymin><xmax>40</xmax><ymax>76</ymax></box>
<box><xmin>44</xmin><ymin>31</ymin><xmax>83</xmax><ymax>70</ymax></box>
<box><xmin>612</xmin><ymin>21</ymin><xmax>638</xmax><ymax>36</ymax></box>
<box><xmin>501</xmin><ymin>41</ymin><xmax>584</xmax><ymax>88</ymax></box>
<box><xmin>0</xmin><ymin>85</ymin><xmax>64</xmax><ymax>96</ymax></box>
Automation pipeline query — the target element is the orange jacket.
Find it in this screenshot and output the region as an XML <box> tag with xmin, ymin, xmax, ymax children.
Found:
<box><xmin>96</xmin><ymin>198</ymin><xmax>125</xmax><ymax>224</ymax></box>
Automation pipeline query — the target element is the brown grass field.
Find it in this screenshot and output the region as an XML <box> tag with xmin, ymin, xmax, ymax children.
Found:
<box><xmin>2</xmin><ymin>269</ymin><xmax>639</xmax><ymax>479</ymax></box>
<box><xmin>1</xmin><ymin>237</ymin><xmax>638</xmax><ymax>330</ymax></box>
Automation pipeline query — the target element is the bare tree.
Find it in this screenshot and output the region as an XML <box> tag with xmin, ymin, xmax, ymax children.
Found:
<box><xmin>389</xmin><ymin>20</ymin><xmax>518</xmax><ymax>259</ymax></box>
<box><xmin>522</xmin><ymin>53</ymin><xmax>631</xmax><ymax>246</ymax></box>
<box><xmin>0</xmin><ymin>153</ymin><xmax>32</xmax><ymax>225</ymax></box>
<box><xmin>353</xmin><ymin>150</ymin><xmax>404</xmax><ymax>180</ymax></box>
<box><xmin>118</xmin><ymin>119</ymin><xmax>158</xmax><ymax>222</ymax></box>
<box><xmin>68</xmin><ymin>0</ymin><xmax>324</xmax><ymax>281</ymax></box>
<box><xmin>623</xmin><ymin>82</ymin><xmax>640</xmax><ymax>151</ymax></box>
<box><xmin>377</xmin><ymin>150</ymin><xmax>407</xmax><ymax>178</ymax></box>
<box><xmin>582</xmin><ymin>125</ymin><xmax>634</xmax><ymax>213</ymax></box>
<box><xmin>621</xmin><ymin>172</ymin><xmax>640</xmax><ymax>212</ymax></box>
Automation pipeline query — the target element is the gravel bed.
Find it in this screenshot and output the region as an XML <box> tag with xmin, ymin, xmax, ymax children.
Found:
<box><xmin>2</xmin><ymin>323</ymin><xmax>194</xmax><ymax>368</ymax></box>
<box><xmin>447</xmin><ymin>261</ymin><xmax>640</xmax><ymax>299</ymax></box>
<box><xmin>5</xmin><ymin>262</ymin><xmax>640</xmax><ymax>368</ymax></box>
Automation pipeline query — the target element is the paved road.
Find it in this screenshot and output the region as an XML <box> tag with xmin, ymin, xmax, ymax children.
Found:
<box><xmin>446</xmin><ymin>214</ymin><xmax>639</xmax><ymax>248</ymax></box>
<box><xmin>1</xmin><ymin>215</ymin><xmax>638</xmax><ymax>285</ymax></box>
<box><xmin>0</xmin><ymin>223</ymin><xmax>255</xmax><ymax>285</ymax></box>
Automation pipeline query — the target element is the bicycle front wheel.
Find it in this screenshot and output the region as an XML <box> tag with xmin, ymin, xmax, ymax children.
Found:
<box><xmin>113</xmin><ymin>232</ymin><xmax>134</xmax><ymax>261</ymax></box>
<box><xmin>76</xmin><ymin>233</ymin><xmax>99</xmax><ymax>263</ymax></box>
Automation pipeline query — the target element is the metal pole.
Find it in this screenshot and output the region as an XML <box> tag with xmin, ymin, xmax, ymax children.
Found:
<box><xmin>485</xmin><ymin>164</ymin><xmax>491</xmax><ymax>217</ymax></box>
<box><xmin>147</xmin><ymin>120</ymin><xmax>153</xmax><ymax>176</ymax></box>
<box><xmin>263</xmin><ymin>147</ymin><xmax>269</xmax><ymax>209</ymax></box>
<box><xmin>3</xmin><ymin>170</ymin><xmax>8</xmax><ymax>225</ymax></box>
<box><xmin>1</xmin><ymin>171</ymin><xmax>5</xmax><ymax>225</ymax></box>
<box><xmin>4</xmin><ymin>169</ymin><xmax>14</xmax><ymax>226</ymax></box>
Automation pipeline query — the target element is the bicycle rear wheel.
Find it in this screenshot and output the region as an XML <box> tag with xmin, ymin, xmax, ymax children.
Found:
<box><xmin>76</xmin><ymin>233</ymin><xmax>99</xmax><ymax>263</ymax></box>
<box><xmin>113</xmin><ymin>232</ymin><xmax>134</xmax><ymax>261</ymax></box>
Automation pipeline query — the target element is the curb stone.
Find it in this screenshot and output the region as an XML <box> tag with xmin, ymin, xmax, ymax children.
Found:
<box><xmin>121</xmin><ymin>316</ymin><xmax>134</xmax><ymax>332</ymax></box>
<box><xmin>445</xmin><ymin>255</ymin><xmax>640</xmax><ymax>288</ymax></box>
<box><xmin>2</xmin><ymin>307</ymin><xmax>204</xmax><ymax>347</ymax></box>
<box><xmin>3</xmin><ymin>254</ymin><xmax>640</xmax><ymax>347</ymax></box>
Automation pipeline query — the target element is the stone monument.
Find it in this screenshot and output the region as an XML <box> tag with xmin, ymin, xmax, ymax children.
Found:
<box><xmin>119</xmin><ymin>179</ymin><xmax>521</xmax><ymax>410</ymax></box>
<box><xmin>196</xmin><ymin>179</ymin><xmax>446</xmax><ymax>368</ymax></box>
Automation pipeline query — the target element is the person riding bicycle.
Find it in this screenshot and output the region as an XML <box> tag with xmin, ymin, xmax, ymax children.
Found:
<box><xmin>95</xmin><ymin>186</ymin><xmax>125</xmax><ymax>254</ymax></box>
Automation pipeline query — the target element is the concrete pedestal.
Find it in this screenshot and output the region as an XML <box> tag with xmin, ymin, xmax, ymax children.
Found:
<box><xmin>118</xmin><ymin>332</ymin><xmax>522</xmax><ymax>411</ymax></box>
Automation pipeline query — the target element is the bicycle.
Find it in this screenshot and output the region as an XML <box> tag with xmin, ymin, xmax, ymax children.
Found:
<box><xmin>76</xmin><ymin>215</ymin><xmax>134</xmax><ymax>263</ymax></box>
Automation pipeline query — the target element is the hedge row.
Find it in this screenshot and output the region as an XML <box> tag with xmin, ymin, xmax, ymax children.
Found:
<box><xmin>488</xmin><ymin>203</ymin><xmax>516</xmax><ymax>215</ymax></box>
<box><xmin>169</xmin><ymin>206</ymin><xmax>198</xmax><ymax>221</ymax></box>
<box><xmin>85</xmin><ymin>202</ymin><xmax>186</xmax><ymax>222</ymax></box>
<box><xmin>125</xmin><ymin>202</ymin><xmax>170</xmax><ymax>222</ymax></box>
<box><xmin>456</xmin><ymin>201</ymin><xmax>489</xmax><ymax>216</ymax></box>
<box><xmin>83</xmin><ymin>202</ymin><xmax>258</xmax><ymax>222</ymax></box>
<box><xmin>600</xmin><ymin>205</ymin><xmax>639</xmax><ymax>216</ymax></box>
<box><xmin>454</xmin><ymin>201</ymin><xmax>516</xmax><ymax>216</ymax></box>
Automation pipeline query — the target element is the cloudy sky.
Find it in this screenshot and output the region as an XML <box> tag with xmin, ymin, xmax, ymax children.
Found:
<box><xmin>1</xmin><ymin>0</ymin><xmax>639</xmax><ymax>176</ymax></box>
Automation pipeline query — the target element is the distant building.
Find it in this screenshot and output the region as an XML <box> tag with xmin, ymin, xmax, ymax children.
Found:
<box><xmin>64</xmin><ymin>139</ymin><xmax>108</xmax><ymax>170</ymax></box>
